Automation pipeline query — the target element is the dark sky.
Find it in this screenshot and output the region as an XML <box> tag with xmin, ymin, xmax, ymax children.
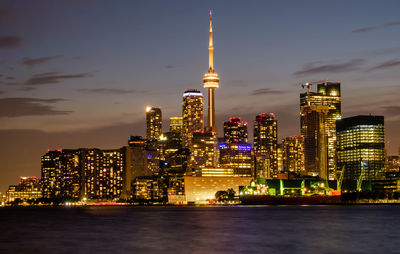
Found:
<box><xmin>1</xmin><ymin>0</ymin><xmax>400</xmax><ymax>192</ymax></box>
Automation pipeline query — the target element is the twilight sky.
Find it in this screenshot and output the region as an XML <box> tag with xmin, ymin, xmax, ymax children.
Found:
<box><xmin>1</xmin><ymin>0</ymin><xmax>400</xmax><ymax>192</ymax></box>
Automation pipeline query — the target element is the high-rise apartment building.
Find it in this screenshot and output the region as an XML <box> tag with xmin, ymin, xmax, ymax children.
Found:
<box><xmin>146</xmin><ymin>106</ymin><xmax>162</xmax><ymax>141</ymax></box>
<box><xmin>282</xmin><ymin>136</ymin><xmax>305</xmax><ymax>173</ymax></box>
<box><xmin>80</xmin><ymin>148</ymin><xmax>125</xmax><ymax>200</ymax></box>
<box><xmin>336</xmin><ymin>115</ymin><xmax>385</xmax><ymax>180</ymax></box>
<box><xmin>41</xmin><ymin>149</ymin><xmax>80</xmax><ymax>199</ymax></box>
<box><xmin>254</xmin><ymin>113</ymin><xmax>278</xmax><ymax>177</ymax></box>
<box><xmin>41</xmin><ymin>150</ymin><xmax>64</xmax><ymax>199</ymax></box>
<box><xmin>223</xmin><ymin>117</ymin><xmax>248</xmax><ymax>143</ymax></box>
<box><xmin>300</xmin><ymin>82</ymin><xmax>341</xmax><ymax>179</ymax></box>
<box><xmin>182</xmin><ymin>89</ymin><xmax>204</xmax><ymax>148</ymax></box>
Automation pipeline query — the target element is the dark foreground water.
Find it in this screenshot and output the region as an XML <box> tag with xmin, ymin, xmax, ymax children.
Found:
<box><xmin>1</xmin><ymin>206</ymin><xmax>400</xmax><ymax>254</ymax></box>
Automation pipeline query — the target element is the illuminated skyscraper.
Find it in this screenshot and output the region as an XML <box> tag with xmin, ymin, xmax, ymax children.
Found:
<box><xmin>223</xmin><ymin>117</ymin><xmax>248</xmax><ymax>143</ymax></box>
<box><xmin>167</xmin><ymin>117</ymin><xmax>183</xmax><ymax>151</ymax></box>
<box><xmin>188</xmin><ymin>131</ymin><xmax>216</xmax><ymax>173</ymax></box>
<box><xmin>80</xmin><ymin>148</ymin><xmax>125</xmax><ymax>200</ymax></box>
<box><xmin>219</xmin><ymin>142</ymin><xmax>253</xmax><ymax>177</ymax></box>
<box><xmin>169</xmin><ymin>117</ymin><xmax>183</xmax><ymax>133</ymax></box>
<box><xmin>182</xmin><ymin>89</ymin><xmax>204</xmax><ymax>148</ymax></box>
<box><xmin>41</xmin><ymin>150</ymin><xmax>64</xmax><ymax>199</ymax></box>
<box><xmin>254</xmin><ymin>113</ymin><xmax>278</xmax><ymax>177</ymax></box>
<box><xmin>203</xmin><ymin>11</ymin><xmax>219</xmax><ymax>134</ymax></box>
<box><xmin>41</xmin><ymin>149</ymin><xmax>80</xmax><ymax>199</ymax></box>
<box><xmin>336</xmin><ymin>115</ymin><xmax>385</xmax><ymax>180</ymax></box>
<box><xmin>301</xmin><ymin>105</ymin><xmax>329</xmax><ymax>179</ymax></box>
<box><xmin>282</xmin><ymin>136</ymin><xmax>305</xmax><ymax>173</ymax></box>
<box><xmin>300</xmin><ymin>82</ymin><xmax>341</xmax><ymax>179</ymax></box>
<box><xmin>146</xmin><ymin>106</ymin><xmax>162</xmax><ymax>141</ymax></box>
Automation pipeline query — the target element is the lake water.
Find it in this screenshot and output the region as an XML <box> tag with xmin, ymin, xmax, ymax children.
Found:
<box><xmin>1</xmin><ymin>206</ymin><xmax>399</xmax><ymax>254</ymax></box>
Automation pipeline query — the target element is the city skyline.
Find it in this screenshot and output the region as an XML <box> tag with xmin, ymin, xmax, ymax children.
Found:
<box><xmin>1</xmin><ymin>0</ymin><xmax>400</xmax><ymax>192</ymax></box>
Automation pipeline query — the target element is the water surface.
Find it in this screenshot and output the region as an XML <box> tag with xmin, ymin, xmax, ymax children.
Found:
<box><xmin>1</xmin><ymin>206</ymin><xmax>399</xmax><ymax>253</ymax></box>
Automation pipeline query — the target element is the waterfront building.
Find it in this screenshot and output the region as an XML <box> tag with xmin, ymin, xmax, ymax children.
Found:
<box><xmin>336</xmin><ymin>115</ymin><xmax>385</xmax><ymax>180</ymax></box>
<box><xmin>122</xmin><ymin>136</ymin><xmax>160</xmax><ymax>199</ymax></box>
<box><xmin>184</xmin><ymin>176</ymin><xmax>252</xmax><ymax>203</ymax></box>
<box><xmin>218</xmin><ymin>142</ymin><xmax>253</xmax><ymax>177</ymax></box>
<box><xmin>300</xmin><ymin>82</ymin><xmax>341</xmax><ymax>179</ymax></box>
<box><xmin>182</xmin><ymin>89</ymin><xmax>204</xmax><ymax>148</ymax></box>
<box><xmin>301</xmin><ymin>104</ymin><xmax>330</xmax><ymax>179</ymax></box>
<box><xmin>80</xmin><ymin>148</ymin><xmax>125</xmax><ymax>200</ymax></box>
<box><xmin>41</xmin><ymin>149</ymin><xmax>80</xmax><ymax>199</ymax></box>
<box><xmin>41</xmin><ymin>150</ymin><xmax>64</xmax><ymax>199</ymax></box>
<box><xmin>223</xmin><ymin>117</ymin><xmax>248</xmax><ymax>143</ymax></box>
<box><xmin>6</xmin><ymin>176</ymin><xmax>42</xmax><ymax>203</ymax></box>
<box><xmin>132</xmin><ymin>176</ymin><xmax>167</xmax><ymax>203</ymax></box>
<box><xmin>146</xmin><ymin>106</ymin><xmax>162</xmax><ymax>141</ymax></box>
<box><xmin>282</xmin><ymin>136</ymin><xmax>305</xmax><ymax>174</ymax></box>
<box><xmin>254</xmin><ymin>113</ymin><xmax>278</xmax><ymax>177</ymax></box>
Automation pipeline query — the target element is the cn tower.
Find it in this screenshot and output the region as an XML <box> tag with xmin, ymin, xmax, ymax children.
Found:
<box><xmin>203</xmin><ymin>11</ymin><xmax>220</xmax><ymax>135</ymax></box>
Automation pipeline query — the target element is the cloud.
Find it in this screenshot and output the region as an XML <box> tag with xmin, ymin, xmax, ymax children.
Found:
<box><xmin>352</xmin><ymin>20</ymin><xmax>400</xmax><ymax>33</ymax></box>
<box><xmin>33</xmin><ymin>72</ymin><xmax>61</xmax><ymax>77</ymax></box>
<box><xmin>0</xmin><ymin>90</ymin><xmax>4</xmax><ymax>94</ymax></box>
<box><xmin>294</xmin><ymin>59</ymin><xmax>365</xmax><ymax>76</ymax></box>
<box><xmin>18</xmin><ymin>87</ymin><xmax>36</xmax><ymax>92</ymax></box>
<box><xmin>5</xmin><ymin>76</ymin><xmax>14</xmax><ymax>80</ymax></box>
<box><xmin>352</xmin><ymin>27</ymin><xmax>377</xmax><ymax>33</ymax></box>
<box><xmin>0</xmin><ymin>4</ymin><xmax>18</xmax><ymax>22</ymax></box>
<box><xmin>251</xmin><ymin>88</ymin><xmax>287</xmax><ymax>96</ymax></box>
<box><xmin>0</xmin><ymin>97</ymin><xmax>72</xmax><ymax>117</ymax></box>
<box><xmin>0</xmin><ymin>36</ymin><xmax>24</xmax><ymax>49</ymax></box>
<box><xmin>23</xmin><ymin>56</ymin><xmax>62</xmax><ymax>67</ymax></box>
<box><xmin>368</xmin><ymin>59</ymin><xmax>400</xmax><ymax>71</ymax></box>
<box><xmin>370</xmin><ymin>47</ymin><xmax>400</xmax><ymax>56</ymax></box>
<box><xmin>165</xmin><ymin>65</ymin><xmax>178</xmax><ymax>69</ymax></box>
<box><xmin>24</xmin><ymin>72</ymin><xmax>91</xmax><ymax>86</ymax></box>
<box><xmin>383</xmin><ymin>21</ymin><xmax>400</xmax><ymax>27</ymax></box>
<box><xmin>382</xmin><ymin>106</ymin><xmax>400</xmax><ymax>116</ymax></box>
<box><xmin>77</xmin><ymin>88</ymin><xmax>146</xmax><ymax>95</ymax></box>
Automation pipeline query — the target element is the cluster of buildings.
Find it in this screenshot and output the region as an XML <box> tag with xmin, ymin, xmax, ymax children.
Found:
<box><xmin>3</xmin><ymin>13</ymin><xmax>400</xmax><ymax>205</ymax></box>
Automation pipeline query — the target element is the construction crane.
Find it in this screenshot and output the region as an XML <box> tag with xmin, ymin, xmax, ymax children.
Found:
<box><xmin>300</xmin><ymin>79</ymin><xmax>328</xmax><ymax>96</ymax></box>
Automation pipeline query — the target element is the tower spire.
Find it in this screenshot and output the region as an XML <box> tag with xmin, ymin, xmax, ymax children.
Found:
<box><xmin>203</xmin><ymin>11</ymin><xmax>219</xmax><ymax>135</ymax></box>
<box><xmin>208</xmin><ymin>10</ymin><xmax>214</xmax><ymax>72</ymax></box>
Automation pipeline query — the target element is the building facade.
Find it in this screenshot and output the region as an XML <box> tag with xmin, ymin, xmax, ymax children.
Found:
<box><xmin>282</xmin><ymin>136</ymin><xmax>305</xmax><ymax>174</ymax></box>
<box><xmin>336</xmin><ymin>115</ymin><xmax>385</xmax><ymax>180</ymax></box>
<box><xmin>223</xmin><ymin>117</ymin><xmax>248</xmax><ymax>143</ymax></box>
<box><xmin>146</xmin><ymin>106</ymin><xmax>162</xmax><ymax>141</ymax></box>
<box><xmin>6</xmin><ymin>176</ymin><xmax>42</xmax><ymax>203</ymax></box>
<box><xmin>254</xmin><ymin>113</ymin><xmax>278</xmax><ymax>177</ymax></box>
<box><xmin>182</xmin><ymin>89</ymin><xmax>204</xmax><ymax>148</ymax></box>
<box><xmin>219</xmin><ymin>142</ymin><xmax>253</xmax><ymax>177</ymax></box>
<box><xmin>188</xmin><ymin>131</ymin><xmax>216</xmax><ymax>173</ymax></box>
<box><xmin>300</xmin><ymin>82</ymin><xmax>341</xmax><ymax>179</ymax></box>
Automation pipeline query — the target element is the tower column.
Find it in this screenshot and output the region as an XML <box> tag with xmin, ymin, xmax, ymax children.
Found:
<box><xmin>208</xmin><ymin>88</ymin><xmax>217</xmax><ymax>133</ymax></box>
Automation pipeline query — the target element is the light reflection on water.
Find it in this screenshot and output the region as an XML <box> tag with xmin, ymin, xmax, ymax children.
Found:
<box><xmin>0</xmin><ymin>206</ymin><xmax>399</xmax><ymax>254</ymax></box>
